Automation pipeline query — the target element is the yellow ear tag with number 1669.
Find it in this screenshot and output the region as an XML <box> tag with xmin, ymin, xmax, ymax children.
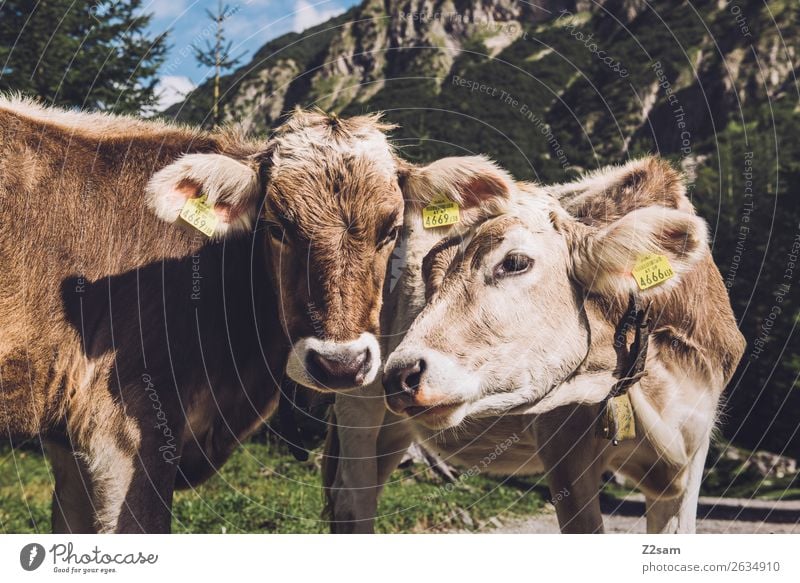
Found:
<box><xmin>180</xmin><ymin>194</ymin><xmax>218</xmax><ymax>238</ymax></box>
<box><xmin>422</xmin><ymin>198</ymin><xmax>460</xmax><ymax>229</ymax></box>
<box><xmin>632</xmin><ymin>253</ymin><xmax>674</xmax><ymax>290</ymax></box>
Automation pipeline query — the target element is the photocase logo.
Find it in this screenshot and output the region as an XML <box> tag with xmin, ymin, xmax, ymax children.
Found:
<box><xmin>20</xmin><ymin>543</ymin><xmax>46</xmax><ymax>571</ymax></box>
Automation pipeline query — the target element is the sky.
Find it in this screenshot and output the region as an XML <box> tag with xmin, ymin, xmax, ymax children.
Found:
<box><xmin>144</xmin><ymin>0</ymin><xmax>361</xmax><ymax>109</ymax></box>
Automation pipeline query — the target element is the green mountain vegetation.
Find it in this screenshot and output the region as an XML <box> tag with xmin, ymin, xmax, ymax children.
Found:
<box><xmin>171</xmin><ymin>0</ymin><xmax>800</xmax><ymax>462</ymax></box>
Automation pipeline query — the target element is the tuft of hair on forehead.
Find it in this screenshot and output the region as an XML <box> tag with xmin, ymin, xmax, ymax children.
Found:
<box><xmin>267</xmin><ymin>107</ymin><xmax>398</xmax><ymax>178</ymax></box>
<box><xmin>274</xmin><ymin>106</ymin><xmax>396</xmax><ymax>142</ymax></box>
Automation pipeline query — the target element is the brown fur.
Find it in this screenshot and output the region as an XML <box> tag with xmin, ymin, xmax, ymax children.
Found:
<box><xmin>555</xmin><ymin>156</ymin><xmax>694</xmax><ymax>221</ymax></box>
<box><xmin>266</xmin><ymin>155</ymin><xmax>403</xmax><ymax>342</ymax></box>
<box><xmin>556</xmin><ymin>158</ymin><xmax>746</xmax><ymax>388</ymax></box>
<box><xmin>267</xmin><ymin>110</ymin><xmax>406</xmax><ymax>392</ymax></box>
<box><xmin>0</xmin><ymin>98</ymin><xmax>403</xmax><ymax>532</ymax></box>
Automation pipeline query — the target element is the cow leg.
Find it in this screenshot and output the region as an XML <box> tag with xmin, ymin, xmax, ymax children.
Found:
<box><xmin>645</xmin><ymin>438</ymin><xmax>709</xmax><ymax>534</ymax></box>
<box><xmin>325</xmin><ymin>383</ymin><xmax>387</xmax><ymax>533</ymax></box>
<box><xmin>77</xmin><ymin>415</ymin><xmax>182</xmax><ymax>533</ymax></box>
<box><xmin>375</xmin><ymin>411</ymin><xmax>414</xmax><ymax>490</ymax></box>
<box><xmin>47</xmin><ymin>441</ymin><xmax>97</xmax><ymax>533</ymax></box>
<box><xmin>536</xmin><ymin>406</ymin><xmax>605</xmax><ymax>534</ymax></box>
<box><xmin>111</xmin><ymin>447</ymin><xmax>181</xmax><ymax>533</ymax></box>
<box><xmin>325</xmin><ymin>405</ymin><xmax>413</xmax><ymax>533</ymax></box>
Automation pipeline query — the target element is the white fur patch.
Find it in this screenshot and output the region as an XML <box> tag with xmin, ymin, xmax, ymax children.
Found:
<box><xmin>145</xmin><ymin>153</ymin><xmax>260</xmax><ymax>238</ymax></box>
<box><xmin>81</xmin><ymin>426</ymin><xmax>140</xmax><ymax>533</ymax></box>
<box><xmin>286</xmin><ymin>333</ymin><xmax>381</xmax><ymax>391</ymax></box>
<box><xmin>271</xmin><ymin>124</ymin><xmax>397</xmax><ymax>181</ymax></box>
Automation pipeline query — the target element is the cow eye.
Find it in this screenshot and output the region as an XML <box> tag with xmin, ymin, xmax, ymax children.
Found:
<box><xmin>379</xmin><ymin>225</ymin><xmax>401</xmax><ymax>248</ymax></box>
<box><xmin>267</xmin><ymin>223</ymin><xmax>287</xmax><ymax>243</ymax></box>
<box><xmin>494</xmin><ymin>253</ymin><xmax>533</xmax><ymax>278</ymax></box>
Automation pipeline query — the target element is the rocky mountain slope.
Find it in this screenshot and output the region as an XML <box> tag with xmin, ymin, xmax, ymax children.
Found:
<box><xmin>171</xmin><ymin>0</ymin><xmax>796</xmax><ymax>172</ymax></box>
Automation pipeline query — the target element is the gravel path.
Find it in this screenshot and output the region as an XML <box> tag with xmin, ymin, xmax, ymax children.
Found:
<box><xmin>489</xmin><ymin>495</ymin><xmax>800</xmax><ymax>534</ymax></box>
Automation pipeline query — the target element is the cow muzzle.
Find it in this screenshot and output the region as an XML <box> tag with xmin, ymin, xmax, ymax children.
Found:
<box><xmin>286</xmin><ymin>333</ymin><xmax>381</xmax><ymax>392</ymax></box>
<box><xmin>382</xmin><ymin>349</ymin><xmax>480</xmax><ymax>429</ymax></box>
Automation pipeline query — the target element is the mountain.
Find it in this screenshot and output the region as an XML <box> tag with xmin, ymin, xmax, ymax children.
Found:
<box><xmin>168</xmin><ymin>0</ymin><xmax>800</xmax><ymax>462</ymax></box>
<box><xmin>169</xmin><ymin>1</ymin><xmax>796</xmax><ymax>171</ymax></box>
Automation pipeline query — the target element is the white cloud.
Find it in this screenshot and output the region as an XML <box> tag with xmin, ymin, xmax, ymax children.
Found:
<box><xmin>292</xmin><ymin>0</ymin><xmax>344</xmax><ymax>33</ymax></box>
<box><xmin>145</xmin><ymin>0</ymin><xmax>190</xmax><ymax>20</ymax></box>
<box><xmin>155</xmin><ymin>75</ymin><xmax>196</xmax><ymax>111</ymax></box>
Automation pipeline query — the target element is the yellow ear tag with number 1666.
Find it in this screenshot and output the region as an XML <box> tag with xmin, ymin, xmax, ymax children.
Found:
<box><xmin>422</xmin><ymin>198</ymin><xmax>460</xmax><ymax>229</ymax></box>
<box><xmin>180</xmin><ymin>194</ymin><xmax>218</xmax><ymax>238</ymax></box>
<box><xmin>632</xmin><ymin>253</ymin><xmax>674</xmax><ymax>290</ymax></box>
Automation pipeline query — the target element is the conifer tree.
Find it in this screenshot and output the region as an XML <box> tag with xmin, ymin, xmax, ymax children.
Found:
<box><xmin>0</xmin><ymin>0</ymin><xmax>168</xmax><ymax>113</ymax></box>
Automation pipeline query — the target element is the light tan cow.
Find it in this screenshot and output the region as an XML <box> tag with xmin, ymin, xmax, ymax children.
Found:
<box><xmin>327</xmin><ymin>157</ymin><xmax>745</xmax><ymax>533</ymax></box>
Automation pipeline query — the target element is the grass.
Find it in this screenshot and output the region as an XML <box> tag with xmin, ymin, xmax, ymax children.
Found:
<box><xmin>0</xmin><ymin>441</ymin><xmax>545</xmax><ymax>533</ymax></box>
<box><xmin>5</xmin><ymin>434</ymin><xmax>797</xmax><ymax>534</ymax></box>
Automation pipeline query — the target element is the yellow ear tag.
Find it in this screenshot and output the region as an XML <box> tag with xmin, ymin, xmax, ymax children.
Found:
<box><xmin>179</xmin><ymin>194</ymin><xmax>218</xmax><ymax>237</ymax></box>
<box><xmin>596</xmin><ymin>394</ymin><xmax>636</xmax><ymax>443</ymax></box>
<box><xmin>632</xmin><ymin>254</ymin><xmax>674</xmax><ymax>290</ymax></box>
<box><xmin>422</xmin><ymin>198</ymin><xmax>460</xmax><ymax>229</ymax></box>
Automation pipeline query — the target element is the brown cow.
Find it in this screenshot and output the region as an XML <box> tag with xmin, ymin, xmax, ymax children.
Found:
<box><xmin>0</xmin><ymin>98</ymin><xmax>405</xmax><ymax>532</ymax></box>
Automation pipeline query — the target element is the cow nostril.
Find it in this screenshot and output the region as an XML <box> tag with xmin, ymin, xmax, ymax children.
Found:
<box><xmin>310</xmin><ymin>352</ymin><xmax>338</xmax><ymax>378</ymax></box>
<box><xmin>308</xmin><ymin>348</ymin><xmax>372</xmax><ymax>387</ymax></box>
<box><xmin>400</xmin><ymin>359</ymin><xmax>426</xmax><ymax>395</ymax></box>
<box><xmin>353</xmin><ymin>349</ymin><xmax>371</xmax><ymax>383</ymax></box>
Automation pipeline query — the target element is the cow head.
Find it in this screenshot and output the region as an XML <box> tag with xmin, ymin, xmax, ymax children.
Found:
<box><xmin>147</xmin><ymin>110</ymin><xmax>402</xmax><ymax>391</ymax></box>
<box><xmin>383</xmin><ymin>161</ymin><xmax>709</xmax><ymax>429</ymax></box>
<box><xmin>146</xmin><ymin>111</ymin><xmax>512</xmax><ymax>393</ymax></box>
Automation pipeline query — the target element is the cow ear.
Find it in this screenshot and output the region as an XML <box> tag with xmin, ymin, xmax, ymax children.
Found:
<box><xmin>568</xmin><ymin>206</ymin><xmax>709</xmax><ymax>298</ymax></box>
<box><xmin>146</xmin><ymin>153</ymin><xmax>261</xmax><ymax>238</ymax></box>
<box><xmin>400</xmin><ymin>156</ymin><xmax>514</xmax><ymax>212</ymax></box>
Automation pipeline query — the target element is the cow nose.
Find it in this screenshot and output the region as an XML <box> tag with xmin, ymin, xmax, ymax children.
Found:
<box><xmin>384</xmin><ymin>359</ymin><xmax>426</xmax><ymax>411</ymax></box>
<box><xmin>308</xmin><ymin>349</ymin><xmax>371</xmax><ymax>388</ymax></box>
